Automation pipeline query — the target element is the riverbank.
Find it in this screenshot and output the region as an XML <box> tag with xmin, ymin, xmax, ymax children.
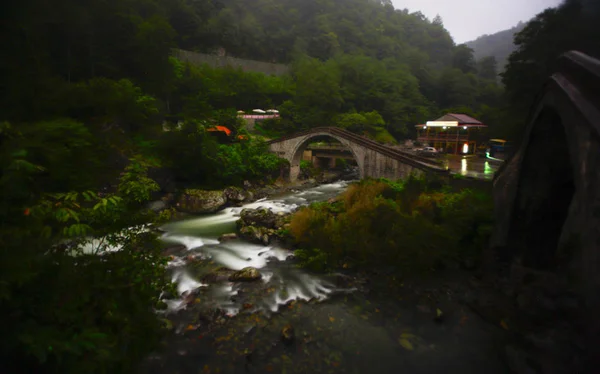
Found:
<box><xmin>146</xmin><ymin>172</ymin><xmax>594</xmax><ymax>374</ymax></box>
<box><xmin>149</xmin><ymin>169</ymin><xmax>355</xmax><ymax>222</ymax></box>
<box><xmin>138</xmin><ymin>177</ymin><xmax>519</xmax><ymax>374</ymax></box>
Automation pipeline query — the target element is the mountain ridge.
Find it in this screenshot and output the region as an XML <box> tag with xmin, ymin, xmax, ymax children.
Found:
<box><xmin>465</xmin><ymin>21</ymin><xmax>527</xmax><ymax>72</ymax></box>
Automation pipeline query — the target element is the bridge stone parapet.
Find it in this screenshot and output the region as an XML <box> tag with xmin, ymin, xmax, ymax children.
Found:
<box><xmin>488</xmin><ymin>51</ymin><xmax>600</xmax><ymax>357</ymax></box>
<box><xmin>267</xmin><ymin>127</ymin><xmax>448</xmax><ymax>182</ymax></box>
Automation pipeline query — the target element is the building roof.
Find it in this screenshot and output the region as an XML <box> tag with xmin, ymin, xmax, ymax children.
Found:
<box><xmin>415</xmin><ymin>113</ymin><xmax>486</xmax><ymax>128</ymax></box>
<box><xmin>435</xmin><ymin>113</ymin><xmax>483</xmax><ymax>125</ymax></box>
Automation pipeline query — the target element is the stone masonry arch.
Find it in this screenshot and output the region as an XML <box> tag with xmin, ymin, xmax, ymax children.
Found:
<box><xmin>286</xmin><ymin>132</ymin><xmax>365</xmax><ymax>181</ymax></box>
<box><xmin>488</xmin><ymin>51</ymin><xmax>600</xmax><ymax>356</ymax></box>
<box><xmin>267</xmin><ymin>127</ymin><xmax>448</xmax><ymax>182</ymax></box>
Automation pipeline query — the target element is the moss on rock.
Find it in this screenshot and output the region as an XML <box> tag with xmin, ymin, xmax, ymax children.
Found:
<box><xmin>228</xmin><ymin>267</ymin><xmax>262</xmax><ymax>282</ymax></box>
<box><xmin>176</xmin><ymin>189</ymin><xmax>227</xmax><ymax>214</ymax></box>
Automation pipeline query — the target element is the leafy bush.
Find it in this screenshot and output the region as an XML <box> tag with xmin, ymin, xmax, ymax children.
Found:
<box><xmin>16</xmin><ymin>119</ymin><xmax>103</xmax><ymax>192</ymax></box>
<box><xmin>294</xmin><ymin>248</ymin><xmax>330</xmax><ymax>272</ymax></box>
<box><xmin>0</xmin><ymin>123</ymin><xmax>173</xmax><ymax>372</ymax></box>
<box><xmin>300</xmin><ymin>159</ymin><xmax>319</xmax><ymax>178</ymax></box>
<box><xmin>290</xmin><ymin>177</ymin><xmax>493</xmax><ymax>274</ymax></box>
<box><xmin>335</xmin><ymin>158</ymin><xmax>348</xmax><ymax>168</ymax></box>
<box><xmin>215</xmin><ymin>138</ymin><xmax>288</xmax><ymax>185</ymax></box>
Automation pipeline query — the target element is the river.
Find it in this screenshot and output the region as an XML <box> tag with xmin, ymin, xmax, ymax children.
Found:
<box><xmin>141</xmin><ymin>180</ymin><xmax>510</xmax><ymax>374</ymax></box>
<box><xmin>158</xmin><ymin>180</ymin><xmax>354</xmax><ymax>317</ymax></box>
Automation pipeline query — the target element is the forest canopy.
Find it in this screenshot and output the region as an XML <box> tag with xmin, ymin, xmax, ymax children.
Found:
<box><xmin>1</xmin><ymin>0</ymin><xmax>505</xmax><ymax>140</ymax></box>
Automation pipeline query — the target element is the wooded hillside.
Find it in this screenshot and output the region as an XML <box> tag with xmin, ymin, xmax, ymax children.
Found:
<box><xmin>466</xmin><ymin>22</ymin><xmax>526</xmax><ymax>73</ymax></box>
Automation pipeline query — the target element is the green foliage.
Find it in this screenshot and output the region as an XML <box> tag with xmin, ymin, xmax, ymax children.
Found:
<box><xmin>15</xmin><ymin>119</ymin><xmax>100</xmax><ymax>192</ymax></box>
<box><xmin>0</xmin><ymin>124</ymin><xmax>173</xmax><ymax>372</ymax></box>
<box><xmin>300</xmin><ymin>160</ymin><xmax>319</xmax><ymax>178</ymax></box>
<box><xmin>118</xmin><ymin>158</ymin><xmax>160</xmax><ymax>203</ymax></box>
<box><xmin>336</xmin><ymin>110</ymin><xmax>385</xmax><ymax>134</ymax></box>
<box><xmin>294</xmin><ymin>248</ymin><xmax>330</xmax><ymax>272</ymax></box>
<box><xmin>65</xmin><ymin>78</ymin><xmax>161</xmax><ymax>134</ymax></box>
<box><xmin>290</xmin><ymin>178</ymin><xmax>493</xmax><ymax>273</ymax></box>
<box><xmin>214</xmin><ymin>137</ymin><xmax>289</xmax><ymax>186</ymax></box>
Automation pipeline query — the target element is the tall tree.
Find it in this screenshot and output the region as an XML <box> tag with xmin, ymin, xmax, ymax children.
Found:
<box><xmin>453</xmin><ymin>44</ymin><xmax>477</xmax><ymax>74</ymax></box>
<box><xmin>477</xmin><ymin>56</ymin><xmax>498</xmax><ymax>81</ymax></box>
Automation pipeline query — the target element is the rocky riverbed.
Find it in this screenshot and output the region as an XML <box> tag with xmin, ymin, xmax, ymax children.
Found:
<box><xmin>149</xmin><ymin>169</ymin><xmax>355</xmax><ymax>219</ymax></box>
<box><xmin>139</xmin><ymin>173</ymin><xmax>589</xmax><ymax>374</ymax></box>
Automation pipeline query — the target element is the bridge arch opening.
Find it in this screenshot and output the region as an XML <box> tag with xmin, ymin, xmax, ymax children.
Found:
<box><xmin>288</xmin><ymin>134</ymin><xmax>362</xmax><ymax>182</ymax></box>
<box><xmin>507</xmin><ymin>108</ymin><xmax>575</xmax><ymax>271</ymax></box>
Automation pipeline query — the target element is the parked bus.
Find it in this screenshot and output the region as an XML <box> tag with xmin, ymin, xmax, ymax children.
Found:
<box><xmin>488</xmin><ymin>139</ymin><xmax>513</xmax><ymax>159</ymax></box>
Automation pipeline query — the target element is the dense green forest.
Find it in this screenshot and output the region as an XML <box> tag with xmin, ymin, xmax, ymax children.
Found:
<box><xmin>1</xmin><ymin>0</ymin><xmax>599</xmax><ymax>371</ymax></box>
<box><xmin>466</xmin><ymin>22</ymin><xmax>526</xmax><ymax>74</ymax></box>
<box><xmin>1</xmin><ymin>0</ymin><xmax>508</xmax><ymax>141</ymax></box>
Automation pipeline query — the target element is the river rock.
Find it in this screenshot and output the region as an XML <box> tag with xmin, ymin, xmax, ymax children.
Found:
<box><xmin>238</xmin><ymin>208</ymin><xmax>278</xmax><ymax>229</ymax></box>
<box><xmin>219</xmin><ymin>233</ymin><xmax>238</xmax><ymax>242</ymax></box>
<box><xmin>176</xmin><ymin>189</ymin><xmax>227</xmax><ymax>214</ymax></box>
<box><xmin>202</xmin><ymin>268</ymin><xmax>234</xmax><ymax>283</ymax></box>
<box><xmin>224</xmin><ymin>186</ymin><xmax>249</xmax><ymax>205</ymax></box>
<box><xmin>147</xmin><ymin>200</ymin><xmax>168</xmax><ymax>213</ymax></box>
<box><xmin>228</xmin><ymin>267</ymin><xmax>262</xmax><ymax>282</ymax></box>
<box><xmin>239</xmin><ymin>225</ymin><xmax>272</xmax><ymax>245</ymax></box>
<box><xmin>236</xmin><ymin>208</ymin><xmax>292</xmax><ymax>245</ymax></box>
<box><xmin>163</xmin><ymin>244</ymin><xmax>187</xmax><ymax>256</ymax></box>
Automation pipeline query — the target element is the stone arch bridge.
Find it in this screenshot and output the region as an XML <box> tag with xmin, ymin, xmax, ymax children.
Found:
<box><xmin>267</xmin><ymin>127</ymin><xmax>449</xmax><ymax>181</ymax></box>
<box><xmin>488</xmin><ymin>50</ymin><xmax>600</xmax><ymax>357</ymax></box>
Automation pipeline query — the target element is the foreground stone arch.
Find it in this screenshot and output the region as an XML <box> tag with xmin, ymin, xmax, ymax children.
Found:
<box><xmin>488</xmin><ymin>51</ymin><xmax>600</xmax><ymax>352</ymax></box>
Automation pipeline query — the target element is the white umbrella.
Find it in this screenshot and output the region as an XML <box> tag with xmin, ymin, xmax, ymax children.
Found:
<box><xmin>266</xmin><ymin>109</ymin><xmax>279</xmax><ymax>113</ymax></box>
<box><xmin>237</xmin><ymin>110</ymin><xmax>245</xmax><ymax>114</ymax></box>
<box><xmin>252</xmin><ymin>109</ymin><xmax>266</xmax><ymax>114</ymax></box>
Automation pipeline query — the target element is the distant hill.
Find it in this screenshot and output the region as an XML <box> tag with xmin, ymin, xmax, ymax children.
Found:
<box><xmin>465</xmin><ymin>22</ymin><xmax>527</xmax><ymax>73</ymax></box>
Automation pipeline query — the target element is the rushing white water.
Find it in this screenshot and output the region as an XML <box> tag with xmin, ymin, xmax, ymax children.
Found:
<box><xmin>160</xmin><ymin>180</ymin><xmax>354</xmax><ymax>316</ymax></box>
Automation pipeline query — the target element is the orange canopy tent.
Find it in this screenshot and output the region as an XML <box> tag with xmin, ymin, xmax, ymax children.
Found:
<box><xmin>206</xmin><ymin>126</ymin><xmax>232</xmax><ymax>136</ymax></box>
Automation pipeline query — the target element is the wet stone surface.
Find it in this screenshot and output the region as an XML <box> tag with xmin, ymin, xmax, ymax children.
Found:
<box><xmin>142</xmin><ymin>272</ymin><xmax>511</xmax><ymax>374</ymax></box>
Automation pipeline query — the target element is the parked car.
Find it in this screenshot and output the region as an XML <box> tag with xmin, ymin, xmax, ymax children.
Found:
<box><xmin>416</xmin><ymin>146</ymin><xmax>440</xmax><ymax>157</ymax></box>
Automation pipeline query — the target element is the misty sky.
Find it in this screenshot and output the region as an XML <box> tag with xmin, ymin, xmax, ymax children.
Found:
<box><xmin>392</xmin><ymin>0</ymin><xmax>563</xmax><ymax>43</ymax></box>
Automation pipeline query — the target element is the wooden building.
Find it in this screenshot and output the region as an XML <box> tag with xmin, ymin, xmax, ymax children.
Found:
<box><xmin>415</xmin><ymin>113</ymin><xmax>487</xmax><ymax>155</ymax></box>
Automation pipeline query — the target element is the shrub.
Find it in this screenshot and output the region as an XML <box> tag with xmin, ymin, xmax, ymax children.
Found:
<box><xmin>300</xmin><ymin>159</ymin><xmax>319</xmax><ymax>178</ymax></box>
<box><xmin>289</xmin><ymin>177</ymin><xmax>493</xmax><ymax>274</ymax></box>
<box><xmin>0</xmin><ymin>125</ymin><xmax>173</xmax><ymax>373</ymax></box>
<box><xmin>294</xmin><ymin>248</ymin><xmax>330</xmax><ymax>272</ymax></box>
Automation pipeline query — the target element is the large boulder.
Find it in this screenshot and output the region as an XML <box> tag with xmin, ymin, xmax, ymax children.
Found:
<box><xmin>147</xmin><ymin>200</ymin><xmax>168</xmax><ymax>213</ymax></box>
<box><xmin>239</xmin><ymin>225</ymin><xmax>272</xmax><ymax>246</ymax></box>
<box><xmin>237</xmin><ymin>208</ymin><xmax>278</xmax><ymax>229</ymax></box>
<box><xmin>236</xmin><ymin>209</ymin><xmax>292</xmax><ymax>245</ymax></box>
<box><xmin>224</xmin><ymin>186</ymin><xmax>253</xmax><ymax>206</ymax></box>
<box><xmin>176</xmin><ymin>189</ymin><xmax>227</xmax><ymax>214</ymax></box>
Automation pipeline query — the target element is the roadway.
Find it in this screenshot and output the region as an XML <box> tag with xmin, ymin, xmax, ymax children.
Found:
<box><xmin>443</xmin><ymin>155</ymin><xmax>501</xmax><ymax>180</ymax></box>
<box><xmin>304</xmin><ymin>143</ymin><xmax>502</xmax><ymax>180</ymax></box>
